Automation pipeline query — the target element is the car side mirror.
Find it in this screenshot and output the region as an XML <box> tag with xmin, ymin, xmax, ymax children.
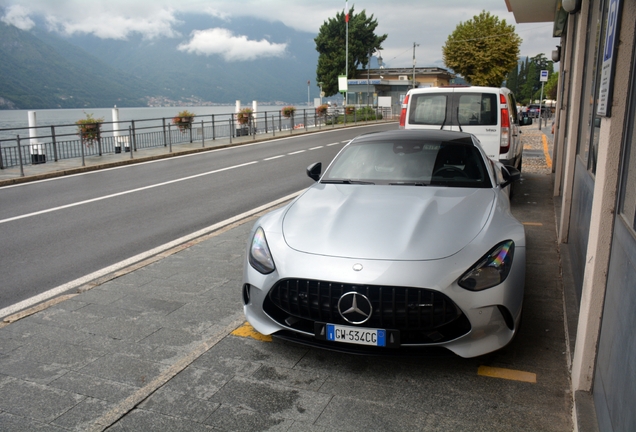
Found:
<box><xmin>501</xmin><ymin>165</ymin><xmax>521</xmax><ymax>188</ymax></box>
<box><xmin>307</xmin><ymin>162</ymin><xmax>322</xmax><ymax>181</ymax></box>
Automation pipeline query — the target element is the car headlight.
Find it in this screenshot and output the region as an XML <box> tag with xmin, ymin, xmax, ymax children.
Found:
<box><xmin>249</xmin><ymin>227</ymin><xmax>275</xmax><ymax>274</ymax></box>
<box><xmin>459</xmin><ymin>240</ymin><xmax>515</xmax><ymax>291</ymax></box>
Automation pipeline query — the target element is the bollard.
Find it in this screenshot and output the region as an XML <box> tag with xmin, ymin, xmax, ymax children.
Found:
<box><xmin>112</xmin><ymin>107</ymin><xmax>122</xmax><ymax>153</ymax></box>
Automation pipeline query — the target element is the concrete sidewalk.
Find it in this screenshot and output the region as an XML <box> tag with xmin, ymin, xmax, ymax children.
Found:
<box><xmin>0</xmin><ymin>125</ymin><xmax>574</xmax><ymax>431</ymax></box>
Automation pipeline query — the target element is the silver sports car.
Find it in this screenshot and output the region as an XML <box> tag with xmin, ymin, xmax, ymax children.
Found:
<box><xmin>242</xmin><ymin>129</ymin><xmax>525</xmax><ymax>358</ymax></box>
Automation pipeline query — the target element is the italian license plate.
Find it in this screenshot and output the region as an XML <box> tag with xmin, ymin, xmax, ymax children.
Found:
<box><xmin>326</xmin><ymin>323</ymin><xmax>386</xmax><ymax>347</ymax></box>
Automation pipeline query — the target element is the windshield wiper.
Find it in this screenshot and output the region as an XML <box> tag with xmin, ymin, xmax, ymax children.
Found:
<box><xmin>321</xmin><ymin>179</ymin><xmax>375</xmax><ymax>185</ymax></box>
<box><xmin>389</xmin><ymin>182</ymin><xmax>427</xmax><ymax>186</ymax></box>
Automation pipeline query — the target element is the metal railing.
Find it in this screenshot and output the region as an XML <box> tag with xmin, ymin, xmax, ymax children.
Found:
<box><xmin>0</xmin><ymin>107</ymin><xmax>393</xmax><ymax>170</ymax></box>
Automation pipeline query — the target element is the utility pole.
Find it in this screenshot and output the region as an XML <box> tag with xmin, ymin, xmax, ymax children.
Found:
<box><xmin>345</xmin><ymin>0</ymin><xmax>349</xmax><ymax>105</ymax></box>
<box><xmin>412</xmin><ymin>42</ymin><xmax>419</xmax><ymax>90</ymax></box>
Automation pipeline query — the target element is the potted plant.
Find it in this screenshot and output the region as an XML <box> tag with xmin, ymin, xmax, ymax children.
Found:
<box><xmin>281</xmin><ymin>106</ymin><xmax>296</xmax><ymax>118</ymax></box>
<box><xmin>236</xmin><ymin>107</ymin><xmax>253</xmax><ymax>136</ymax></box>
<box><xmin>172</xmin><ymin>110</ymin><xmax>195</xmax><ymax>132</ymax></box>
<box><xmin>315</xmin><ymin>104</ymin><xmax>328</xmax><ymax>117</ymax></box>
<box><xmin>345</xmin><ymin>105</ymin><xmax>355</xmax><ymax>115</ymax></box>
<box><xmin>76</xmin><ymin>112</ymin><xmax>104</xmax><ymax>146</ymax></box>
<box><xmin>237</xmin><ymin>108</ymin><xmax>253</xmax><ymax>125</ymax></box>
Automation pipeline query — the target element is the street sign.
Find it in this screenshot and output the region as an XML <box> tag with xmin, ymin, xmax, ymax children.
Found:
<box><xmin>540</xmin><ymin>70</ymin><xmax>549</xmax><ymax>82</ymax></box>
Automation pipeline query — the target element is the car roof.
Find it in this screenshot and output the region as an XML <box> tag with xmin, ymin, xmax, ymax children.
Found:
<box><xmin>353</xmin><ymin>129</ymin><xmax>476</xmax><ymax>144</ymax></box>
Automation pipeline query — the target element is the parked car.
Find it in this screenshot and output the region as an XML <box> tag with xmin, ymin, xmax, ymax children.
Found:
<box><xmin>242</xmin><ymin>129</ymin><xmax>526</xmax><ymax>358</ymax></box>
<box><xmin>399</xmin><ymin>86</ymin><xmax>523</xmax><ymax>171</ymax></box>
<box><xmin>527</xmin><ymin>104</ymin><xmax>549</xmax><ymax>118</ymax></box>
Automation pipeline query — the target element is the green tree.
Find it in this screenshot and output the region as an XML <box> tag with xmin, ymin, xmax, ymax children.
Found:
<box><xmin>442</xmin><ymin>11</ymin><xmax>521</xmax><ymax>87</ymax></box>
<box><xmin>315</xmin><ymin>7</ymin><xmax>387</xmax><ymax>97</ymax></box>
<box><xmin>545</xmin><ymin>72</ymin><xmax>559</xmax><ymax>100</ymax></box>
<box><xmin>505</xmin><ymin>62</ymin><xmax>519</xmax><ymax>95</ymax></box>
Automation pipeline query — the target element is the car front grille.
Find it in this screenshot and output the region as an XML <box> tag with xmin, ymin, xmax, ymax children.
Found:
<box><xmin>262</xmin><ymin>278</ymin><xmax>471</xmax><ymax>345</ymax></box>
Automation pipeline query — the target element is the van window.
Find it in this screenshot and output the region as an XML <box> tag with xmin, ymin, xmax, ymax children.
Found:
<box><xmin>409</xmin><ymin>94</ymin><xmax>447</xmax><ymax>125</ymax></box>
<box><xmin>457</xmin><ymin>93</ymin><xmax>497</xmax><ymax>126</ymax></box>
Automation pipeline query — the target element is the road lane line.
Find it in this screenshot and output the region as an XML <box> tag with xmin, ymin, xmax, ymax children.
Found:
<box><xmin>264</xmin><ymin>155</ymin><xmax>285</xmax><ymax>160</ymax></box>
<box><xmin>0</xmin><ymin>190</ymin><xmax>304</xmax><ymax>319</ymax></box>
<box><xmin>0</xmin><ymin>161</ymin><xmax>258</xmax><ymax>225</ymax></box>
<box><xmin>288</xmin><ymin>150</ymin><xmax>306</xmax><ymax>155</ymax></box>
<box><xmin>309</xmin><ymin>146</ymin><xmax>324</xmax><ymax>150</ymax></box>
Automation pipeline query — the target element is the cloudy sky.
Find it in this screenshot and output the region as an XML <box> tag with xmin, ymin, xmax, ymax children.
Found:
<box><xmin>0</xmin><ymin>0</ymin><xmax>559</xmax><ymax>66</ymax></box>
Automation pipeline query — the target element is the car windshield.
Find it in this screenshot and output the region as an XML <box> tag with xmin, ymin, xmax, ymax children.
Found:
<box><xmin>323</xmin><ymin>138</ymin><xmax>492</xmax><ymax>188</ymax></box>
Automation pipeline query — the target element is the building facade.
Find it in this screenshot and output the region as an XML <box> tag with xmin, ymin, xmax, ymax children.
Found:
<box><xmin>349</xmin><ymin>67</ymin><xmax>455</xmax><ymax>115</ymax></box>
<box><xmin>506</xmin><ymin>0</ymin><xmax>635</xmax><ymax>430</ymax></box>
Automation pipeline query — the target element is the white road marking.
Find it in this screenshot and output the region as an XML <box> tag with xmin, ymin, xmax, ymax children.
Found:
<box><xmin>264</xmin><ymin>155</ymin><xmax>285</xmax><ymax>160</ymax></box>
<box><xmin>288</xmin><ymin>150</ymin><xmax>306</xmax><ymax>155</ymax></box>
<box><xmin>0</xmin><ymin>161</ymin><xmax>258</xmax><ymax>225</ymax></box>
<box><xmin>309</xmin><ymin>146</ymin><xmax>324</xmax><ymax>150</ymax></box>
<box><xmin>0</xmin><ymin>190</ymin><xmax>304</xmax><ymax>319</ymax></box>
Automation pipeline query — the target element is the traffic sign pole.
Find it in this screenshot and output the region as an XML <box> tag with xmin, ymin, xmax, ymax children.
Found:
<box><xmin>539</xmin><ymin>70</ymin><xmax>549</xmax><ymax>129</ymax></box>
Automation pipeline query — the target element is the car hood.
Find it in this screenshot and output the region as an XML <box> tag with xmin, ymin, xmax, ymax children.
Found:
<box><xmin>282</xmin><ymin>184</ymin><xmax>495</xmax><ymax>260</ymax></box>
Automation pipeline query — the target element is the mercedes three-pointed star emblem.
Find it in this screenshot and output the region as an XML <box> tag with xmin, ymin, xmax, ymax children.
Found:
<box><xmin>337</xmin><ymin>291</ymin><xmax>372</xmax><ymax>324</ymax></box>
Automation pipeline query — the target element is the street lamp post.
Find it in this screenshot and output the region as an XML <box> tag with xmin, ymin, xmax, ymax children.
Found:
<box><xmin>318</xmin><ymin>82</ymin><xmax>324</xmax><ymax>105</ymax></box>
<box><xmin>412</xmin><ymin>42</ymin><xmax>419</xmax><ymax>89</ymax></box>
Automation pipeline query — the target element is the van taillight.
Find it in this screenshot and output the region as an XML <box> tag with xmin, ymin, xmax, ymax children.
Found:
<box><xmin>499</xmin><ymin>93</ymin><xmax>510</xmax><ymax>154</ymax></box>
<box><xmin>399</xmin><ymin>94</ymin><xmax>410</xmax><ymax>128</ymax></box>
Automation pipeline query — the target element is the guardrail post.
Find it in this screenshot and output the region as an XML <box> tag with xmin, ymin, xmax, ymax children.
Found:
<box><xmin>201</xmin><ymin>120</ymin><xmax>205</xmax><ymax>147</ymax></box>
<box><xmin>80</xmin><ymin>132</ymin><xmax>86</xmax><ymax>166</ymax></box>
<box><xmin>211</xmin><ymin>115</ymin><xmax>216</xmax><ymax>140</ymax></box>
<box><xmin>229</xmin><ymin>118</ymin><xmax>233</xmax><ymax>144</ymax></box>
<box><xmin>16</xmin><ymin>135</ymin><xmax>25</xmax><ymax>177</ymax></box>
<box><xmin>97</xmin><ymin>124</ymin><xmax>102</xmax><ymax>156</ymax></box>
<box><xmin>167</xmin><ymin>123</ymin><xmax>172</xmax><ymax>153</ymax></box>
<box><xmin>51</xmin><ymin>126</ymin><xmax>59</xmax><ymax>162</ymax></box>
<box><xmin>162</xmin><ymin>118</ymin><xmax>167</xmax><ymax>147</ymax></box>
<box><xmin>0</xmin><ymin>140</ymin><xmax>4</xmax><ymax>169</ymax></box>
<box><xmin>304</xmin><ymin>110</ymin><xmax>307</xmax><ymax>131</ymax></box>
<box><xmin>272</xmin><ymin>115</ymin><xmax>275</xmax><ymax>137</ymax></box>
<box><xmin>131</xmin><ymin>120</ymin><xmax>137</xmax><ymax>152</ymax></box>
<box><xmin>128</xmin><ymin>126</ymin><xmax>134</xmax><ymax>159</ymax></box>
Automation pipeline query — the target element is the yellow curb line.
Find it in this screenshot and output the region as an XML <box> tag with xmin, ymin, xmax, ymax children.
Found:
<box><xmin>542</xmin><ymin>134</ymin><xmax>553</xmax><ymax>169</ymax></box>
<box><xmin>478</xmin><ymin>365</ymin><xmax>537</xmax><ymax>383</ymax></box>
<box><xmin>523</xmin><ymin>222</ymin><xmax>543</xmax><ymax>226</ymax></box>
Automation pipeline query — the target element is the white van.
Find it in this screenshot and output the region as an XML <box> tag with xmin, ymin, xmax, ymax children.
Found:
<box><xmin>399</xmin><ymin>86</ymin><xmax>524</xmax><ymax>171</ymax></box>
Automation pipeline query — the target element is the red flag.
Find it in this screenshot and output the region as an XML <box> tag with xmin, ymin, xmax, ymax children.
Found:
<box><xmin>345</xmin><ymin>13</ymin><xmax>349</xmax><ymax>23</ymax></box>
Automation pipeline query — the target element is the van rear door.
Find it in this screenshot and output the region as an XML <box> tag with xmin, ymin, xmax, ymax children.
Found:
<box><xmin>452</xmin><ymin>92</ymin><xmax>500</xmax><ymax>159</ymax></box>
<box><xmin>405</xmin><ymin>89</ymin><xmax>452</xmax><ymax>130</ymax></box>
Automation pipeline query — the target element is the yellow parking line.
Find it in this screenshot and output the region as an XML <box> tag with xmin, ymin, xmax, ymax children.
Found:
<box><xmin>478</xmin><ymin>365</ymin><xmax>537</xmax><ymax>383</ymax></box>
<box><xmin>542</xmin><ymin>134</ymin><xmax>553</xmax><ymax>169</ymax></box>
<box><xmin>231</xmin><ymin>322</ymin><xmax>273</xmax><ymax>342</ymax></box>
<box><xmin>523</xmin><ymin>222</ymin><xmax>543</xmax><ymax>226</ymax></box>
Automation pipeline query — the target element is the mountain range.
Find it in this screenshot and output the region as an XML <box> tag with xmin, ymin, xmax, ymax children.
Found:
<box><xmin>0</xmin><ymin>13</ymin><xmax>319</xmax><ymax>109</ymax></box>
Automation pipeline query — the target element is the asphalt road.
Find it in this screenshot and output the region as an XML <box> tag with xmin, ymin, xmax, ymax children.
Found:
<box><xmin>0</xmin><ymin>123</ymin><xmax>398</xmax><ymax>311</ymax></box>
